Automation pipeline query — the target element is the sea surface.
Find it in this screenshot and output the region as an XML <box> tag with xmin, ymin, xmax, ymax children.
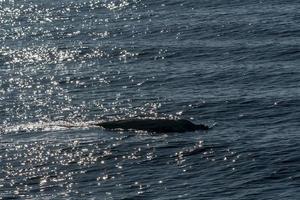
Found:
<box><xmin>1</xmin><ymin>0</ymin><xmax>300</xmax><ymax>199</ymax></box>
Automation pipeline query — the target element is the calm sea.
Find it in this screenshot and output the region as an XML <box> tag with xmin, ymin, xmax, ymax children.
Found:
<box><xmin>1</xmin><ymin>0</ymin><xmax>300</xmax><ymax>199</ymax></box>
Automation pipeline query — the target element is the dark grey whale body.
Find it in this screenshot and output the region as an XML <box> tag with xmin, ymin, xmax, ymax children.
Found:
<box><xmin>95</xmin><ymin>119</ymin><xmax>209</xmax><ymax>133</ymax></box>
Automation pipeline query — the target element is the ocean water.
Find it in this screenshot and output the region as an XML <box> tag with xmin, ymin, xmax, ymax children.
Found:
<box><xmin>1</xmin><ymin>0</ymin><xmax>300</xmax><ymax>199</ymax></box>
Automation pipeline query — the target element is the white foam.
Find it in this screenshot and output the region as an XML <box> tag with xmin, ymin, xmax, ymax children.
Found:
<box><xmin>0</xmin><ymin>120</ymin><xmax>96</xmax><ymax>134</ymax></box>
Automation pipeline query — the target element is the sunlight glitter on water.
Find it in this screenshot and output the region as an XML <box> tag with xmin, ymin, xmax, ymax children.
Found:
<box><xmin>1</xmin><ymin>0</ymin><xmax>299</xmax><ymax>199</ymax></box>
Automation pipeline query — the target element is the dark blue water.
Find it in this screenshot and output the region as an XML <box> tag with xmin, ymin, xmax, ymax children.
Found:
<box><xmin>1</xmin><ymin>0</ymin><xmax>300</xmax><ymax>199</ymax></box>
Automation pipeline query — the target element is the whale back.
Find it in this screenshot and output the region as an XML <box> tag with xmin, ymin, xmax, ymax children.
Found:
<box><xmin>97</xmin><ymin>119</ymin><xmax>208</xmax><ymax>133</ymax></box>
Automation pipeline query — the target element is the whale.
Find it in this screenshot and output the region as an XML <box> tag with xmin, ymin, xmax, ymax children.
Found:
<box><xmin>95</xmin><ymin>119</ymin><xmax>209</xmax><ymax>133</ymax></box>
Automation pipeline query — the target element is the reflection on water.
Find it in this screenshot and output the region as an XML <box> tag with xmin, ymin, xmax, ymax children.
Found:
<box><xmin>1</xmin><ymin>125</ymin><xmax>241</xmax><ymax>199</ymax></box>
